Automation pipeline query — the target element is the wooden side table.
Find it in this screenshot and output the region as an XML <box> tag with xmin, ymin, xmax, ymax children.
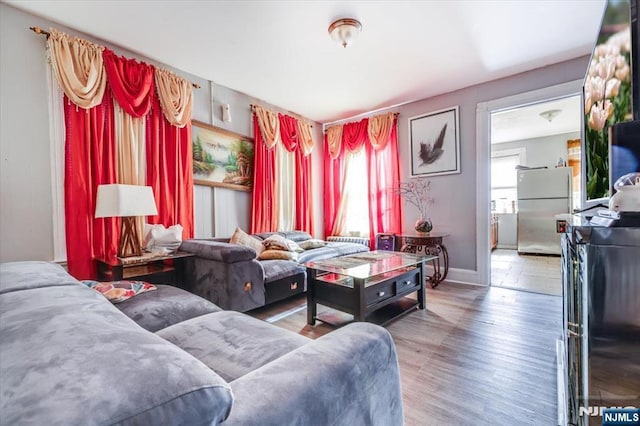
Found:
<box><xmin>398</xmin><ymin>233</ymin><xmax>449</xmax><ymax>288</ymax></box>
<box><xmin>94</xmin><ymin>251</ymin><xmax>194</xmax><ymax>287</ymax></box>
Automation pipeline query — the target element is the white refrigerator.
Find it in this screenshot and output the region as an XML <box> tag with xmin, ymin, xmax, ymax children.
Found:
<box><xmin>517</xmin><ymin>167</ymin><xmax>572</xmax><ymax>255</ymax></box>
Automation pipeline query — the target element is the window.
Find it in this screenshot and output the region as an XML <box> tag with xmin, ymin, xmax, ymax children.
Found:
<box><xmin>342</xmin><ymin>149</ymin><xmax>370</xmax><ymax>237</ymax></box>
<box><xmin>491</xmin><ymin>148</ymin><xmax>525</xmax><ymax>213</ymax></box>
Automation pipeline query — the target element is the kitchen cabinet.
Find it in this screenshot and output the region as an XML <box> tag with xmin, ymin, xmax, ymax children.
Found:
<box><xmin>497</xmin><ymin>213</ymin><xmax>517</xmax><ymax>249</ymax></box>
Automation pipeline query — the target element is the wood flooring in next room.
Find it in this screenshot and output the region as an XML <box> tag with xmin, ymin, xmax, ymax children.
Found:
<box><xmin>250</xmin><ymin>282</ymin><xmax>563</xmax><ymax>426</ymax></box>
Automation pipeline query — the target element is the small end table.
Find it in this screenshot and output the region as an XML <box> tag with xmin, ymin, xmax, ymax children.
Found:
<box><xmin>398</xmin><ymin>233</ymin><xmax>449</xmax><ymax>288</ymax></box>
<box><xmin>94</xmin><ymin>251</ymin><xmax>194</xmax><ymax>287</ymax></box>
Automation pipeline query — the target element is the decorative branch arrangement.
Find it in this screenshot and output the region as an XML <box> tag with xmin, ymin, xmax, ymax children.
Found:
<box><xmin>397</xmin><ymin>179</ymin><xmax>435</xmax><ymax>219</ymax></box>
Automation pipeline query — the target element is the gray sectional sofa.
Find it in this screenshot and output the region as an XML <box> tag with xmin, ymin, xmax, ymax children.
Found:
<box><xmin>0</xmin><ymin>261</ymin><xmax>404</xmax><ymax>425</ymax></box>
<box><xmin>180</xmin><ymin>231</ymin><xmax>369</xmax><ymax>312</ymax></box>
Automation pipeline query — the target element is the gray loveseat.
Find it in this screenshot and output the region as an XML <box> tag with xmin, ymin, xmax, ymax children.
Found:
<box><xmin>180</xmin><ymin>231</ymin><xmax>369</xmax><ymax>312</ymax></box>
<box><xmin>0</xmin><ymin>261</ymin><xmax>403</xmax><ymax>425</ymax></box>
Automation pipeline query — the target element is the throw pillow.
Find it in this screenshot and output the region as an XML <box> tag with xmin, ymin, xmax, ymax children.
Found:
<box><xmin>230</xmin><ymin>227</ymin><xmax>264</xmax><ymax>255</ymax></box>
<box><xmin>81</xmin><ymin>280</ymin><xmax>157</xmax><ymax>304</ymax></box>
<box><xmin>258</xmin><ymin>249</ymin><xmax>299</xmax><ymax>261</ymax></box>
<box><xmin>262</xmin><ymin>235</ymin><xmax>304</xmax><ymax>253</ymax></box>
<box><xmin>298</xmin><ymin>239</ymin><xmax>328</xmax><ymax>250</ymax></box>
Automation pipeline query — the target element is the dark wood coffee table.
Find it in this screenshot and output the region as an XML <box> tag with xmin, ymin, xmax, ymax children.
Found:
<box><xmin>305</xmin><ymin>251</ymin><xmax>434</xmax><ymax>326</ymax></box>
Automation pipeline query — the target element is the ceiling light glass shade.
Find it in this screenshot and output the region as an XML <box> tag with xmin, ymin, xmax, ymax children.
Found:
<box><xmin>328</xmin><ymin>18</ymin><xmax>362</xmax><ymax>48</ymax></box>
<box><xmin>539</xmin><ymin>109</ymin><xmax>562</xmax><ymax>122</ymax></box>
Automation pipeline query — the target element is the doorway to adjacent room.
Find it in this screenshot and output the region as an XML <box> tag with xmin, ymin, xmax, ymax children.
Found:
<box><xmin>488</xmin><ymin>95</ymin><xmax>581</xmax><ymax>296</ymax></box>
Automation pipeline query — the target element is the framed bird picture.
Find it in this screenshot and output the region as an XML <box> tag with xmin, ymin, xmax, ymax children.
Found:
<box><xmin>409</xmin><ymin>106</ymin><xmax>460</xmax><ymax>177</ymax></box>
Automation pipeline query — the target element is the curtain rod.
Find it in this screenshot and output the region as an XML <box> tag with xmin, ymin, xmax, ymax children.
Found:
<box><xmin>250</xmin><ymin>103</ymin><xmax>313</xmax><ymax>128</ymax></box>
<box><xmin>323</xmin><ymin>112</ymin><xmax>400</xmax><ymax>132</ymax></box>
<box><xmin>30</xmin><ymin>26</ymin><xmax>201</xmax><ymax>89</ymax></box>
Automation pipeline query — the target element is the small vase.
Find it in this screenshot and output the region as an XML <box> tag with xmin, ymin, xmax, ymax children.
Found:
<box><xmin>414</xmin><ymin>218</ymin><xmax>433</xmax><ymax>234</ymax></box>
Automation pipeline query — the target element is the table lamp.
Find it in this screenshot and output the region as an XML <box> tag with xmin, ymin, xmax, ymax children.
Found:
<box><xmin>95</xmin><ymin>184</ymin><xmax>158</xmax><ymax>258</ymax></box>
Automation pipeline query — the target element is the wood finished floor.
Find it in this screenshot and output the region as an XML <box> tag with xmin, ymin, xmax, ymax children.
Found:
<box><xmin>491</xmin><ymin>249</ymin><xmax>562</xmax><ymax>296</ymax></box>
<box><xmin>250</xmin><ymin>282</ymin><xmax>562</xmax><ymax>426</ymax></box>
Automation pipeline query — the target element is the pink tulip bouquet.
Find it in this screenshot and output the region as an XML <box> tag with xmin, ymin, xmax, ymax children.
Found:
<box><xmin>584</xmin><ymin>26</ymin><xmax>632</xmax><ymax>199</ymax></box>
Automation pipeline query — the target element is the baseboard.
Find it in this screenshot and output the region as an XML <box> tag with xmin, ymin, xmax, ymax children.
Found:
<box><xmin>423</xmin><ymin>265</ymin><xmax>484</xmax><ymax>286</ymax></box>
<box><xmin>445</xmin><ymin>268</ymin><xmax>485</xmax><ymax>286</ymax></box>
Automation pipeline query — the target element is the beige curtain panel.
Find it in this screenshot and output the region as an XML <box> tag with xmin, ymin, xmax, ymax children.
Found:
<box><xmin>47</xmin><ymin>28</ymin><xmax>106</xmax><ymax>109</ymax></box>
<box><xmin>296</xmin><ymin>120</ymin><xmax>314</xmax><ymax>156</ymax></box>
<box><xmin>155</xmin><ymin>69</ymin><xmax>193</xmax><ymax>128</ymax></box>
<box><xmin>114</xmin><ymin>104</ymin><xmax>146</xmax><ymax>247</ymax></box>
<box><xmin>368</xmin><ymin>112</ymin><xmax>395</xmax><ymax>150</ymax></box>
<box><xmin>325</xmin><ymin>125</ymin><xmax>343</xmax><ymax>159</ymax></box>
<box><xmin>253</xmin><ymin>105</ymin><xmax>281</xmax><ymax>149</ymax></box>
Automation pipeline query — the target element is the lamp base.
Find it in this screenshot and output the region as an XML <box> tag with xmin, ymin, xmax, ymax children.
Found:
<box><xmin>118</xmin><ymin>216</ymin><xmax>142</xmax><ymax>258</ymax></box>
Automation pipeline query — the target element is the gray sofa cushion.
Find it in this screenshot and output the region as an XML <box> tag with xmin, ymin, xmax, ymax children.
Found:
<box><xmin>0</xmin><ymin>261</ymin><xmax>79</xmax><ymax>294</ymax></box>
<box><xmin>261</xmin><ymin>259</ymin><xmax>306</xmax><ymax>283</ymax></box>
<box><xmin>0</xmin><ymin>262</ymin><xmax>233</xmax><ymax>425</ymax></box>
<box><xmin>157</xmin><ymin>311</ymin><xmax>310</xmax><ymax>382</ymax></box>
<box><xmin>297</xmin><ymin>241</ymin><xmax>369</xmax><ymax>264</ymax></box>
<box><xmin>225</xmin><ymin>322</ymin><xmax>404</xmax><ymax>425</ymax></box>
<box><xmin>116</xmin><ymin>284</ymin><xmax>222</xmax><ymax>332</ymax></box>
<box><xmin>181</xmin><ymin>239</ymin><xmax>258</xmax><ymax>263</ymax></box>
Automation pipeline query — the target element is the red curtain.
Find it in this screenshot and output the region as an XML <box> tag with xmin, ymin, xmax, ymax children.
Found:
<box><xmin>102</xmin><ymin>49</ymin><xmax>155</xmax><ymax>117</ymax></box>
<box><xmin>278</xmin><ymin>113</ymin><xmax>314</xmax><ymax>234</ymax></box>
<box><xmin>146</xmin><ymin>96</ymin><xmax>194</xmax><ymax>240</ymax></box>
<box><xmin>295</xmin><ymin>148</ymin><xmax>314</xmax><ymax>234</ymax></box>
<box><xmin>366</xmin><ymin>118</ymin><xmax>402</xmax><ymax>247</ymax></box>
<box><xmin>278</xmin><ymin>113</ymin><xmax>299</xmax><ymax>152</ymax></box>
<box><xmin>64</xmin><ymin>88</ymin><xmax>118</xmax><ymax>279</ymax></box>
<box><xmin>342</xmin><ymin>118</ymin><xmax>369</xmax><ymax>152</ymax></box>
<box><xmin>323</xmin><ymin>117</ymin><xmax>402</xmax><ymax>246</ymax></box>
<box><xmin>251</xmin><ymin>114</ymin><xmax>277</xmax><ymax>233</ymax></box>
<box><xmin>323</xmin><ymin>135</ymin><xmax>344</xmax><ymax>237</ymax></box>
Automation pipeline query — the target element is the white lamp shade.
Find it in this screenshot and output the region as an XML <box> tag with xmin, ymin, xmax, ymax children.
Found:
<box><xmin>95</xmin><ymin>184</ymin><xmax>158</xmax><ymax>218</ymax></box>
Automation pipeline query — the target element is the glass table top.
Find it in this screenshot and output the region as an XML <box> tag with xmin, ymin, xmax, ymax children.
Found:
<box><xmin>304</xmin><ymin>250</ymin><xmax>435</xmax><ymax>279</ymax></box>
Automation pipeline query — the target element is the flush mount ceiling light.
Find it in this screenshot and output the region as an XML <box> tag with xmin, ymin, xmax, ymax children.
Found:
<box><xmin>539</xmin><ymin>109</ymin><xmax>562</xmax><ymax>122</ymax></box>
<box><xmin>328</xmin><ymin>18</ymin><xmax>362</xmax><ymax>48</ymax></box>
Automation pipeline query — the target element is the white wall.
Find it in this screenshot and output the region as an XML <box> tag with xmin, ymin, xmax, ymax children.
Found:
<box><xmin>0</xmin><ymin>5</ymin><xmax>54</xmax><ymax>262</ymax></box>
<box><xmin>493</xmin><ymin>131</ymin><xmax>579</xmax><ymax>169</ymax></box>
<box><xmin>0</xmin><ymin>3</ymin><xmax>323</xmax><ymax>262</ymax></box>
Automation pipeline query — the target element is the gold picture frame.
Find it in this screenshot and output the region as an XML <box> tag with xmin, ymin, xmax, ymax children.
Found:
<box><xmin>192</xmin><ymin>120</ymin><xmax>254</xmax><ymax>192</ymax></box>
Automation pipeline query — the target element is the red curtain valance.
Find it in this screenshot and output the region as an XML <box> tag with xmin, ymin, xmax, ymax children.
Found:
<box><xmin>278</xmin><ymin>113</ymin><xmax>299</xmax><ymax>152</ymax></box>
<box><xmin>103</xmin><ymin>49</ymin><xmax>155</xmax><ymax>118</ymax></box>
<box><xmin>342</xmin><ymin>118</ymin><xmax>370</xmax><ymax>153</ymax></box>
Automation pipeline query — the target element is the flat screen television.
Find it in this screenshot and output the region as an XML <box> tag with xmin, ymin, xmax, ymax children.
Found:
<box><xmin>582</xmin><ymin>0</ymin><xmax>638</xmax><ymax>207</ymax></box>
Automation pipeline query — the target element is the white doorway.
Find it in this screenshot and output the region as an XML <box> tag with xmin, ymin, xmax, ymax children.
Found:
<box><xmin>489</xmin><ymin>96</ymin><xmax>580</xmax><ymax>295</ymax></box>
<box><xmin>475</xmin><ymin>80</ymin><xmax>583</xmax><ymax>289</ymax></box>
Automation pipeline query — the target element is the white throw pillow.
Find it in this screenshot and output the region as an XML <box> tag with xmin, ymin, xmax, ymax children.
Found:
<box><xmin>262</xmin><ymin>235</ymin><xmax>304</xmax><ymax>253</ymax></box>
<box><xmin>298</xmin><ymin>239</ymin><xmax>327</xmax><ymax>250</ymax></box>
<box><xmin>144</xmin><ymin>224</ymin><xmax>183</xmax><ymax>253</ymax></box>
<box><xmin>230</xmin><ymin>227</ymin><xmax>264</xmax><ymax>255</ymax></box>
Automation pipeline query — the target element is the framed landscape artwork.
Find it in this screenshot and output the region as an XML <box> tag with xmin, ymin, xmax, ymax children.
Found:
<box><xmin>409</xmin><ymin>106</ymin><xmax>460</xmax><ymax>177</ymax></box>
<box><xmin>192</xmin><ymin>120</ymin><xmax>254</xmax><ymax>192</ymax></box>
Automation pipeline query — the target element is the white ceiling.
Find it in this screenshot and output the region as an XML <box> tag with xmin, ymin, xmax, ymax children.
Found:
<box><xmin>6</xmin><ymin>0</ymin><xmax>605</xmax><ymax>124</ymax></box>
<box><xmin>491</xmin><ymin>95</ymin><xmax>582</xmax><ymax>144</ymax></box>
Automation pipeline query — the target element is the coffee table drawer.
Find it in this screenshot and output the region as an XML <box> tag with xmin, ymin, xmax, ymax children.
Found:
<box><xmin>365</xmin><ymin>281</ymin><xmax>394</xmax><ymax>306</ymax></box>
<box><xmin>395</xmin><ymin>270</ymin><xmax>420</xmax><ymax>295</ymax></box>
